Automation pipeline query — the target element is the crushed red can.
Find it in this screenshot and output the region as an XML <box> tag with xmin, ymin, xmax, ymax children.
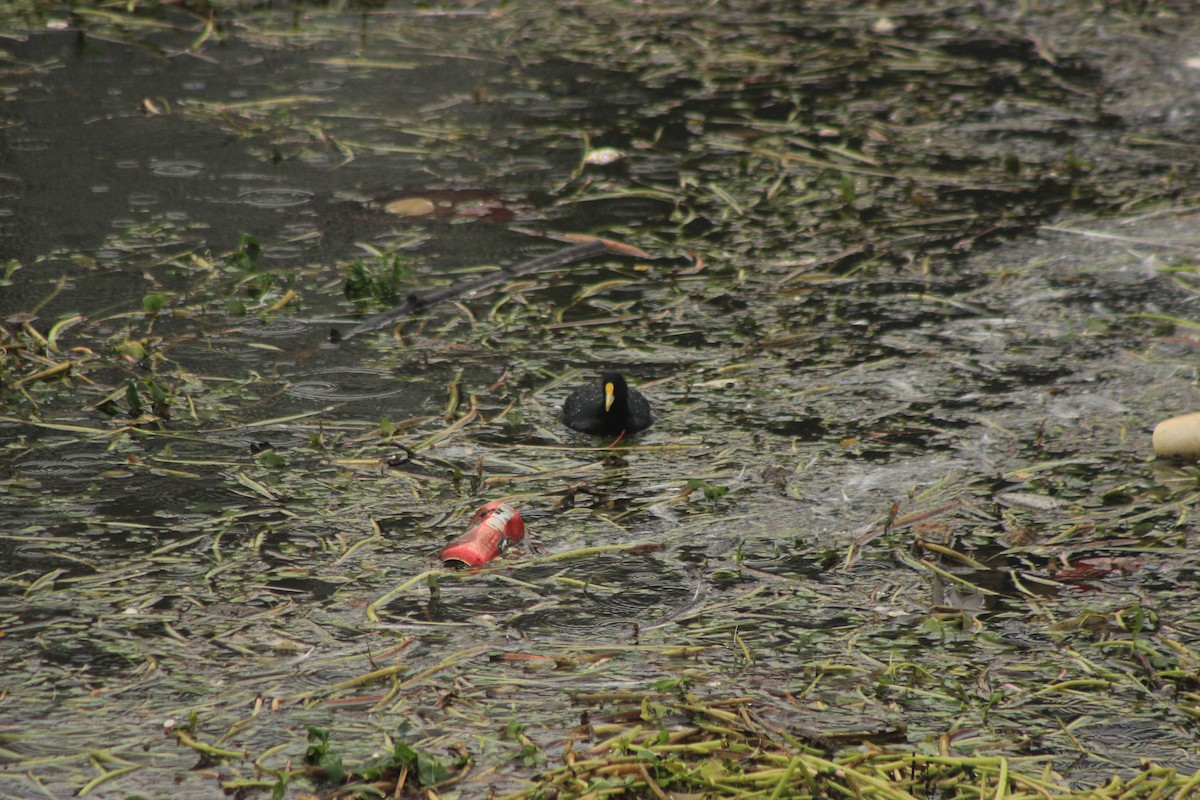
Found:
<box><xmin>439</xmin><ymin>501</ymin><xmax>525</xmax><ymax>567</ymax></box>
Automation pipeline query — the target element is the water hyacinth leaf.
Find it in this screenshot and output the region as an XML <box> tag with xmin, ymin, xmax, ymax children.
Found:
<box><xmin>231</xmin><ymin>233</ymin><xmax>261</xmax><ymax>271</ymax></box>
<box><xmin>344</xmin><ymin>255</ymin><xmax>409</xmax><ymax>305</ymax></box>
<box><xmin>316</xmin><ymin>751</ymin><xmax>344</xmax><ymax>785</ymax></box>
<box><xmin>114</xmin><ymin>339</ymin><xmax>146</xmax><ymax>361</ymax></box>
<box><xmin>245</xmin><ymin>270</ymin><xmax>274</xmax><ymax>299</ymax></box>
<box><xmin>305</xmin><ymin>726</ymin><xmax>344</xmax><ymax>785</ymax></box>
<box><xmin>630</xmin><ymin>745</ymin><xmax>658</xmax><ymax>761</ymax></box>
<box><xmin>416</xmin><ymin>751</ymin><xmax>450</xmax><ymax>786</ymax></box>
<box><xmin>256</xmin><ymin>450</ymin><xmax>286</xmax><ymax>468</ymax></box>
<box><xmin>390</xmin><ymin>741</ymin><xmax>449</xmax><ymax>787</ymax></box>
<box><xmin>124</xmin><ymin>380</ymin><xmax>143</xmax><ymax>416</ymax></box>
<box><xmin>143</xmin><ymin>292</ymin><xmax>168</xmax><ymax>313</ymax></box>
<box><xmin>146</xmin><ymin>379</ymin><xmax>169</xmax><ymax>407</ymax></box>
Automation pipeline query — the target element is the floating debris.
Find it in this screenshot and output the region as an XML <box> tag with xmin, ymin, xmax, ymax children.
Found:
<box><xmin>583</xmin><ymin>146</ymin><xmax>624</xmax><ymax>166</ymax></box>
<box><xmin>1152</xmin><ymin>411</ymin><xmax>1200</xmax><ymax>461</ymax></box>
<box><xmin>440</xmin><ymin>501</ymin><xmax>526</xmax><ymax>567</ymax></box>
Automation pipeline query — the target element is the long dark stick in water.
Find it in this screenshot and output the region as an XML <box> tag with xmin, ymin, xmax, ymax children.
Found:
<box><xmin>332</xmin><ymin>239</ymin><xmax>609</xmax><ymax>343</ymax></box>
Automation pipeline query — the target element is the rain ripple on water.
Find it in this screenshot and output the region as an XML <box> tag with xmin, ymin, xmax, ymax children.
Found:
<box><xmin>149</xmin><ymin>158</ymin><xmax>205</xmax><ymax>178</ymax></box>
<box><xmin>15</xmin><ymin>451</ymin><xmax>108</xmax><ymax>482</ymax></box>
<box><xmin>237</xmin><ymin>187</ymin><xmax>314</xmax><ymax>209</ymax></box>
<box><xmin>285</xmin><ymin>366</ymin><xmax>408</xmax><ymax>402</ymax></box>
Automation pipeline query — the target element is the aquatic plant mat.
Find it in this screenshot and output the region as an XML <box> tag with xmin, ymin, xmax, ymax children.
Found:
<box><xmin>5</xmin><ymin>0</ymin><xmax>1200</xmax><ymax>798</ymax></box>
<box><xmin>505</xmin><ymin>694</ymin><xmax>1200</xmax><ymax>800</ymax></box>
<box><xmin>251</xmin><ymin>686</ymin><xmax>1200</xmax><ymax>800</ymax></box>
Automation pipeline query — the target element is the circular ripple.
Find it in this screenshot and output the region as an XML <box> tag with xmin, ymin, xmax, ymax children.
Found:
<box><xmin>150</xmin><ymin>159</ymin><xmax>205</xmax><ymax>178</ymax></box>
<box><xmin>237</xmin><ymin>187</ymin><xmax>313</xmax><ymax>208</ymax></box>
<box><xmin>206</xmin><ymin>428</ymin><xmax>316</xmax><ymax>456</ymax></box>
<box><xmin>240</xmin><ymin>316</ymin><xmax>313</xmax><ymax>338</ymax></box>
<box><xmin>9</xmin><ymin>137</ymin><xmax>51</xmax><ymax>152</ymax></box>
<box><xmin>16</xmin><ymin>452</ymin><xmax>107</xmax><ymax>482</ymax></box>
<box><xmin>261</xmin><ymin>244</ymin><xmax>310</xmax><ymax>261</ymax></box>
<box><xmin>127</xmin><ymin>192</ymin><xmax>161</xmax><ymax>208</ymax></box>
<box><xmin>286</xmin><ymin>367</ymin><xmax>404</xmax><ymax>401</ymax></box>
<box><xmin>172</xmin><ymin>339</ymin><xmax>283</xmax><ymax>376</ymax></box>
<box><xmin>297</xmin><ymin>78</ymin><xmax>343</xmax><ymax>93</ymax></box>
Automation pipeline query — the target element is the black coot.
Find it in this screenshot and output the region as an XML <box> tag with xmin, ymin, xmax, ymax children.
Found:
<box><xmin>562</xmin><ymin>372</ymin><xmax>653</xmax><ymax>436</ymax></box>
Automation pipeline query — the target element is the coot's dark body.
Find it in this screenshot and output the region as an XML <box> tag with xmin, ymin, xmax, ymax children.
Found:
<box><xmin>562</xmin><ymin>372</ymin><xmax>653</xmax><ymax>436</ymax></box>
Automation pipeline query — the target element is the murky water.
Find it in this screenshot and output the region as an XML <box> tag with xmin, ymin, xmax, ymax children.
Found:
<box><xmin>4</xmin><ymin>2</ymin><xmax>1200</xmax><ymax>798</ymax></box>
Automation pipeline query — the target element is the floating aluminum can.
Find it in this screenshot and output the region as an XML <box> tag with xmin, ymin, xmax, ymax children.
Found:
<box><xmin>439</xmin><ymin>501</ymin><xmax>525</xmax><ymax>567</ymax></box>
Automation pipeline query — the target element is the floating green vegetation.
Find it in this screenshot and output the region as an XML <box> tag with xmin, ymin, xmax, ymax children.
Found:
<box><xmin>686</xmin><ymin>477</ymin><xmax>730</xmax><ymax>508</ymax></box>
<box><xmin>343</xmin><ymin>254</ymin><xmax>411</xmax><ymax>308</ymax></box>
<box><xmin>229</xmin><ymin>233</ymin><xmax>275</xmax><ymax>303</ymax></box>
<box><xmin>495</xmin><ymin>693</ymin><xmax>1200</xmax><ymax>800</ymax></box>
<box><xmin>165</xmin><ymin>680</ymin><xmax>1200</xmax><ymax>799</ymax></box>
<box><xmin>303</xmin><ymin>726</ymin><xmax>345</xmax><ymax>787</ymax></box>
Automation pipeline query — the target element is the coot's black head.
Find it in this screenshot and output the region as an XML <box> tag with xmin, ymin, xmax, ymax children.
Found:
<box><xmin>599</xmin><ymin>372</ymin><xmax>628</xmax><ymax>413</ymax></box>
